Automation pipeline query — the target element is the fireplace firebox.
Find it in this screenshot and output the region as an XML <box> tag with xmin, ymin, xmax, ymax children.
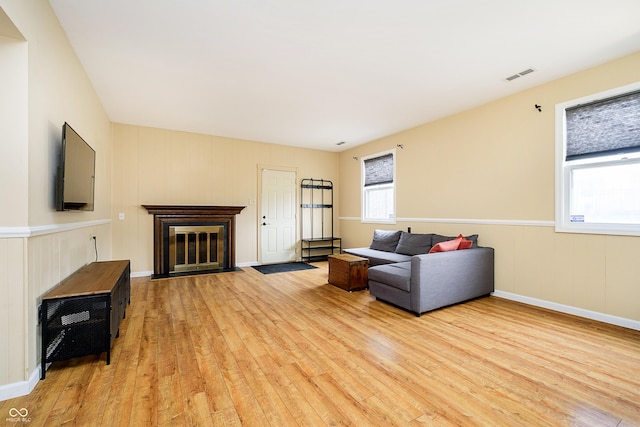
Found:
<box><xmin>170</xmin><ymin>225</ymin><xmax>225</xmax><ymax>273</ymax></box>
<box><xmin>143</xmin><ymin>205</ymin><xmax>245</xmax><ymax>278</ymax></box>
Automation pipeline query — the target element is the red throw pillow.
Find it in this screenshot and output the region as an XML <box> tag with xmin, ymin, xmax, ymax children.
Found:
<box><xmin>457</xmin><ymin>234</ymin><xmax>473</xmax><ymax>250</ymax></box>
<box><xmin>428</xmin><ymin>236</ymin><xmax>462</xmax><ymax>253</ymax></box>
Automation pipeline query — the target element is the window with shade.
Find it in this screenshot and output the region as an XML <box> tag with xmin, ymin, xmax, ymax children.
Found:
<box><xmin>556</xmin><ymin>84</ymin><xmax>640</xmax><ymax>235</ymax></box>
<box><xmin>362</xmin><ymin>151</ymin><xmax>395</xmax><ymax>223</ymax></box>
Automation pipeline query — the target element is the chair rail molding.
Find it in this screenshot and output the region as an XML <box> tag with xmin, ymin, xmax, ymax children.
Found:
<box><xmin>339</xmin><ymin>216</ymin><xmax>555</xmax><ymax>227</ymax></box>
<box><xmin>0</xmin><ymin>219</ymin><xmax>111</xmax><ymax>238</ymax></box>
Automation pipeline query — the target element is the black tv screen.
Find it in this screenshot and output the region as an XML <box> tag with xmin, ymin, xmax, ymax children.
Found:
<box><xmin>56</xmin><ymin>122</ymin><xmax>95</xmax><ymax>211</ymax></box>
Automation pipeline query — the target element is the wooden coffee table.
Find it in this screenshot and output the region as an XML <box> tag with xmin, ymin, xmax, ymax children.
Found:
<box><xmin>328</xmin><ymin>254</ymin><xmax>369</xmax><ymax>291</ymax></box>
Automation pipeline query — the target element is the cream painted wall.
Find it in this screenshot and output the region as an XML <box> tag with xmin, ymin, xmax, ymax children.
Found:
<box><xmin>339</xmin><ymin>52</ymin><xmax>640</xmax><ymax>322</ymax></box>
<box><xmin>0</xmin><ymin>1</ymin><xmax>112</xmax><ymax>396</ymax></box>
<box><xmin>0</xmin><ymin>34</ymin><xmax>27</xmax><ymax>227</ymax></box>
<box><xmin>20</xmin><ymin>6</ymin><xmax>111</xmax><ymax>226</ymax></box>
<box><xmin>111</xmin><ymin>123</ymin><xmax>340</xmax><ymax>274</ymax></box>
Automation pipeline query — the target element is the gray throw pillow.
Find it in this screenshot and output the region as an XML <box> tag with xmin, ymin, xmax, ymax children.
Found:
<box><xmin>395</xmin><ymin>232</ymin><xmax>433</xmax><ymax>255</ymax></box>
<box><xmin>369</xmin><ymin>230</ymin><xmax>402</xmax><ymax>253</ymax></box>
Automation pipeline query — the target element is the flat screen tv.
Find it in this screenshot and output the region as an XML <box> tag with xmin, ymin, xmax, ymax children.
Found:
<box><xmin>56</xmin><ymin>122</ymin><xmax>95</xmax><ymax>211</ymax></box>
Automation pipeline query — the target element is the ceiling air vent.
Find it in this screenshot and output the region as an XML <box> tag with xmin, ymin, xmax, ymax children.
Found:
<box><xmin>505</xmin><ymin>68</ymin><xmax>536</xmax><ymax>82</ymax></box>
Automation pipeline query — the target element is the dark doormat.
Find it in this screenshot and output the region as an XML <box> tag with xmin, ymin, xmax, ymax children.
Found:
<box><xmin>252</xmin><ymin>262</ymin><xmax>318</xmax><ymax>275</ymax></box>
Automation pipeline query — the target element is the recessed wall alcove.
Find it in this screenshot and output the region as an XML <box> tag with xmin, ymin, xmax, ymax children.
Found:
<box><xmin>142</xmin><ymin>205</ymin><xmax>246</xmax><ymax>279</ymax></box>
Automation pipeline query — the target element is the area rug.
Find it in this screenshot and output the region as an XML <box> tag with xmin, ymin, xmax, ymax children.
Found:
<box><xmin>252</xmin><ymin>262</ymin><xmax>318</xmax><ymax>275</ymax></box>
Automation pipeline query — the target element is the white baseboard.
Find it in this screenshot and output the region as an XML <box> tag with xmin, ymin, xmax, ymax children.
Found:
<box><xmin>0</xmin><ymin>367</ymin><xmax>40</xmax><ymax>402</ymax></box>
<box><xmin>492</xmin><ymin>290</ymin><xmax>640</xmax><ymax>331</ymax></box>
<box><xmin>237</xmin><ymin>262</ymin><xmax>258</xmax><ymax>268</ymax></box>
<box><xmin>131</xmin><ymin>270</ymin><xmax>153</xmax><ymax>278</ymax></box>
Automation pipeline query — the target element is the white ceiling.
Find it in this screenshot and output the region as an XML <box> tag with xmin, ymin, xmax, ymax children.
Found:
<box><xmin>49</xmin><ymin>0</ymin><xmax>640</xmax><ymax>152</ymax></box>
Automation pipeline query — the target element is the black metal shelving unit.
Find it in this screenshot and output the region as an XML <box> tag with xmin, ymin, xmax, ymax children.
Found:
<box><xmin>300</xmin><ymin>178</ymin><xmax>341</xmax><ymax>261</ymax></box>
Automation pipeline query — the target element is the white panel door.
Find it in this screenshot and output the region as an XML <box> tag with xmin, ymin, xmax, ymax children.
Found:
<box><xmin>260</xmin><ymin>169</ymin><xmax>297</xmax><ymax>264</ymax></box>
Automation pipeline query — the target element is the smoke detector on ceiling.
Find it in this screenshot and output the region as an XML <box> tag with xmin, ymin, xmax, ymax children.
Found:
<box><xmin>505</xmin><ymin>68</ymin><xmax>536</xmax><ymax>82</ymax></box>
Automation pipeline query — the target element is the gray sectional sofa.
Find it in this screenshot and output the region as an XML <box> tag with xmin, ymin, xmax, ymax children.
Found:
<box><xmin>344</xmin><ymin>230</ymin><xmax>494</xmax><ymax>316</ymax></box>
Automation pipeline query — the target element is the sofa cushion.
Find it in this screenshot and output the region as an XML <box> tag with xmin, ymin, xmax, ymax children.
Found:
<box><xmin>368</xmin><ymin>262</ymin><xmax>412</xmax><ymax>292</ymax></box>
<box><xmin>343</xmin><ymin>247</ymin><xmax>411</xmax><ymax>266</ymax></box>
<box><xmin>369</xmin><ymin>229</ymin><xmax>402</xmax><ymax>252</ymax></box>
<box><xmin>395</xmin><ymin>232</ymin><xmax>433</xmax><ymax>255</ymax></box>
<box><xmin>432</xmin><ymin>233</ymin><xmax>479</xmax><ymax>248</ymax></box>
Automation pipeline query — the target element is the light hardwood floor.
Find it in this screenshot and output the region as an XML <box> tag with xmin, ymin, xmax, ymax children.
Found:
<box><xmin>3</xmin><ymin>262</ymin><xmax>640</xmax><ymax>426</ymax></box>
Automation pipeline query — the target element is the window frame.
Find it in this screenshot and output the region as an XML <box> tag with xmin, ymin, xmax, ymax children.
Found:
<box><xmin>555</xmin><ymin>81</ymin><xmax>640</xmax><ymax>236</ymax></box>
<box><xmin>361</xmin><ymin>149</ymin><xmax>396</xmax><ymax>224</ymax></box>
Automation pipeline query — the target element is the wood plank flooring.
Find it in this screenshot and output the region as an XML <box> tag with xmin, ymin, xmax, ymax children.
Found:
<box><xmin>2</xmin><ymin>262</ymin><xmax>640</xmax><ymax>426</ymax></box>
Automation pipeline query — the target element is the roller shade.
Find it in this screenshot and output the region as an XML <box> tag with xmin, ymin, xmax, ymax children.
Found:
<box><xmin>364</xmin><ymin>153</ymin><xmax>394</xmax><ymax>186</ymax></box>
<box><xmin>566</xmin><ymin>90</ymin><xmax>640</xmax><ymax>161</ymax></box>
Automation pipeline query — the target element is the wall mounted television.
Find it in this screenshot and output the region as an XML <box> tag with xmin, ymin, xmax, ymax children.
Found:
<box><xmin>55</xmin><ymin>122</ymin><xmax>95</xmax><ymax>211</ymax></box>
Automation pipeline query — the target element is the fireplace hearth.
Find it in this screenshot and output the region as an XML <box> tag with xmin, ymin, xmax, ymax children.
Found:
<box><xmin>143</xmin><ymin>205</ymin><xmax>246</xmax><ymax>278</ymax></box>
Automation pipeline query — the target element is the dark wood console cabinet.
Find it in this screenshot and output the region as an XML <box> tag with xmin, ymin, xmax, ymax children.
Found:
<box><xmin>40</xmin><ymin>260</ymin><xmax>130</xmax><ymax>379</ymax></box>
